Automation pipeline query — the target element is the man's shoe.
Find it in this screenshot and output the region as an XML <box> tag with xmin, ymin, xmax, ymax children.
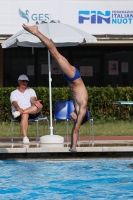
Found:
<box><xmin>12</xmin><ymin>111</ymin><xmax>20</xmax><ymax>118</ymax></box>
<box><xmin>23</xmin><ymin>137</ymin><xmax>30</xmax><ymax>144</ymax></box>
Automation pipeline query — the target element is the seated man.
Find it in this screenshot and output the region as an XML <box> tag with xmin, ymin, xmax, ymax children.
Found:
<box><xmin>10</xmin><ymin>74</ymin><xmax>43</xmax><ymax>144</ymax></box>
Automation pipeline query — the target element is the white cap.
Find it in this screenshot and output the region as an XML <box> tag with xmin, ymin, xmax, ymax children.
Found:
<box><xmin>18</xmin><ymin>74</ymin><xmax>29</xmax><ymax>81</ymax></box>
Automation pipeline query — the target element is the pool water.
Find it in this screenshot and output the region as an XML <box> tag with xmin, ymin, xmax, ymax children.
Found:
<box><xmin>0</xmin><ymin>159</ymin><xmax>133</xmax><ymax>200</ymax></box>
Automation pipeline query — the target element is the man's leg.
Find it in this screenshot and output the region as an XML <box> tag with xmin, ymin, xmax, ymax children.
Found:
<box><xmin>23</xmin><ymin>105</ymin><xmax>41</xmax><ymax>115</ymax></box>
<box><xmin>20</xmin><ymin>114</ymin><xmax>29</xmax><ymax>137</ymax></box>
<box><xmin>13</xmin><ymin>105</ymin><xmax>41</xmax><ymax>119</ymax></box>
<box><xmin>20</xmin><ymin>106</ymin><xmax>41</xmax><ymax>143</ymax></box>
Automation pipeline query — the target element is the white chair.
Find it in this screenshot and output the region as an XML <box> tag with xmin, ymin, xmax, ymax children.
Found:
<box><xmin>11</xmin><ymin>111</ymin><xmax>49</xmax><ymax>143</ymax></box>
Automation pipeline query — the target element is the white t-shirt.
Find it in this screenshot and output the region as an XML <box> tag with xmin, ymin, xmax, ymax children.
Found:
<box><xmin>10</xmin><ymin>88</ymin><xmax>37</xmax><ymax>112</ymax></box>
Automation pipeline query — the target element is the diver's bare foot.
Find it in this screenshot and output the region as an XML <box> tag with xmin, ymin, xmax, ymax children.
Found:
<box><xmin>70</xmin><ymin>112</ymin><xmax>77</xmax><ymax>121</ymax></box>
<box><xmin>22</xmin><ymin>24</ymin><xmax>39</xmax><ymax>35</ymax></box>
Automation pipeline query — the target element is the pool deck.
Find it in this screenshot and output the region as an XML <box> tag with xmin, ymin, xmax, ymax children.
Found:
<box><xmin>0</xmin><ymin>136</ymin><xmax>133</xmax><ymax>159</ymax></box>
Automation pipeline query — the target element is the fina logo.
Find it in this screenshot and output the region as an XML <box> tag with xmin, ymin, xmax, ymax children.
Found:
<box><xmin>18</xmin><ymin>8</ymin><xmax>51</xmax><ymax>23</ymax></box>
<box><xmin>79</xmin><ymin>10</ymin><xmax>133</xmax><ymax>24</ymax></box>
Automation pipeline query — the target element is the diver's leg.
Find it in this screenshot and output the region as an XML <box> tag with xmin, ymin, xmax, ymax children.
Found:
<box><xmin>22</xmin><ymin>24</ymin><xmax>75</xmax><ymax>78</ymax></box>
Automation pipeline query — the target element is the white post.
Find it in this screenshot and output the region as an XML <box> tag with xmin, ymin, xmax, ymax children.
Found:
<box><xmin>48</xmin><ymin>50</ymin><xmax>53</xmax><ymax>135</ymax></box>
<box><xmin>40</xmin><ymin>51</ymin><xmax>64</xmax><ymax>147</ymax></box>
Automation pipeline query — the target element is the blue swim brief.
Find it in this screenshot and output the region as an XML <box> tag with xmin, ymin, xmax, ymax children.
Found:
<box><xmin>63</xmin><ymin>68</ymin><xmax>81</xmax><ymax>82</ymax></box>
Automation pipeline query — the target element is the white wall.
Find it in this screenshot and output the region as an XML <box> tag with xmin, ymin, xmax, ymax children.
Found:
<box><xmin>0</xmin><ymin>0</ymin><xmax>133</xmax><ymax>35</ymax></box>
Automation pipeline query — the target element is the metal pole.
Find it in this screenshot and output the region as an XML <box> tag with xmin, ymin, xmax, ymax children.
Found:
<box><xmin>48</xmin><ymin>50</ymin><xmax>53</xmax><ymax>135</ymax></box>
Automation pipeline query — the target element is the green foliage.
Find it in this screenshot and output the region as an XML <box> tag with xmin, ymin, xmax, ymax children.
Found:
<box><xmin>0</xmin><ymin>86</ymin><xmax>133</xmax><ymax>122</ymax></box>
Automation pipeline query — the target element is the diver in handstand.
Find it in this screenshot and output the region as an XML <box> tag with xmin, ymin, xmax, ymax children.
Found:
<box><xmin>22</xmin><ymin>24</ymin><xmax>88</xmax><ymax>152</ymax></box>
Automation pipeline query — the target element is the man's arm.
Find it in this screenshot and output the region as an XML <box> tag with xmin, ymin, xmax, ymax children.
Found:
<box><xmin>30</xmin><ymin>97</ymin><xmax>43</xmax><ymax>109</ymax></box>
<box><xmin>12</xmin><ymin>101</ymin><xmax>24</xmax><ymax>114</ymax></box>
